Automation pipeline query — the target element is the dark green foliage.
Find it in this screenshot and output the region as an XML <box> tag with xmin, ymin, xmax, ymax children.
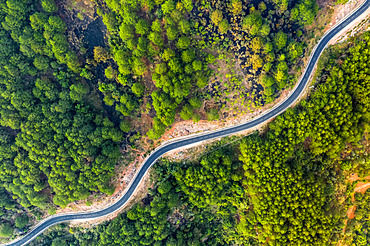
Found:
<box><xmin>31</xmin><ymin>152</ymin><xmax>239</xmax><ymax>245</ymax></box>
<box><xmin>23</xmin><ymin>30</ymin><xmax>370</xmax><ymax>246</ymax></box>
<box><xmin>0</xmin><ymin>0</ymin><xmax>123</xmax><ymax>215</ymax></box>
<box><xmin>41</xmin><ymin>0</ymin><xmax>58</xmax><ymax>13</ymax></box>
<box><xmin>206</xmin><ymin>108</ymin><xmax>220</xmax><ymax>121</ymax></box>
<box><xmin>0</xmin><ymin>223</ymin><xmax>13</xmax><ymax>238</ymax></box>
<box><xmin>179</xmin><ymin>104</ymin><xmax>193</xmax><ymax>120</ymax></box>
<box><xmin>175</xmin><ymin>149</ymin><xmax>243</xmax><ymax>208</ymax></box>
<box><xmin>15</xmin><ymin>214</ymin><xmax>29</xmax><ymax>229</ymax></box>
<box><xmin>239</xmin><ymin>33</ymin><xmax>370</xmax><ymax>245</ymax></box>
<box><xmin>101</xmin><ymin>0</ymin><xmax>212</xmax><ymax>140</ymax></box>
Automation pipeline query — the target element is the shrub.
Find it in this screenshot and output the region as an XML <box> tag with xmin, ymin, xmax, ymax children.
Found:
<box><xmin>15</xmin><ymin>214</ymin><xmax>29</xmax><ymax>229</ymax></box>
<box><xmin>211</xmin><ymin>10</ymin><xmax>223</xmax><ymax>26</ymax></box>
<box><xmin>105</xmin><ymin>66</ymin><xmax>117</xmax><ymax>80</ymax></box>
<box><xmin>0</xmin><ymin>223</ymin><xmax>13</xmax><ymax>238</ymax></box>
<box><xmin>41</xmin><ymin>0</ymin><xmax>58</xmax><ymax>12</ymax></box>
<box><xmin>207</xmin><ymin>108</ymin><xmax>220</xmax><ymax>121</ymax></box>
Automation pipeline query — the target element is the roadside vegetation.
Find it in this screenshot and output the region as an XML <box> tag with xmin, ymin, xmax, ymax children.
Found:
<box><xmin>0</xmin><ymin>0</ymin><xmax>124</xmax><ymax>242</ymax></box>
<box><xmin>96</xmin><ymin>0</ymin><xmax>318</xmax><ymax>140</ymax></box>
<box><xmin>0</xmin><ymin>0</ymin><xmax>367</xmax><ymax>243</ymax></box>
<box><xmin>25</xmin><ymin>31</ymin><xmax>370</xmax><ymax>245</ymax></box>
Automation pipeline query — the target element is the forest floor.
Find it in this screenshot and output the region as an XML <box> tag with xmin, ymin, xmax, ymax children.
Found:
<box><xmin>341</xmin><ymin>131</ymin><xmax>370</xmax><ymax>236</ymax></box>
<box><xmin>345</xmin><ymin>176</ymin><xmax>370</xmax><ymax>224</ymax></box>
<box><xmin>52</xmin><ymin>0</ymin><xmax>370</xmax><ymax>226</ymax></box>
<box><xmin>328</xmin><ymin>0</ymin><xmax>370</xmax><ymax>45</ymax></box>
<box><xmin>158</xmin><ymin>0</ymin><xmax>370</xmax><ymax>145</ymax></box>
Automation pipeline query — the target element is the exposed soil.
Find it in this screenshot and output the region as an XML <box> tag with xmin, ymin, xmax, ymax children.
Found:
<box><xmin>328</xmin><ymin>0</ymin><xmax>370</xmax><ymax>45</ymax></box>
<box><xmin>347</xmin><ymin>205</ymin><xmax>356</xmax><ymax>219</ymax></box>
<box><xmin>159</xmin><ymin>88</ymin><xmax>290</xmax><ymax>144</ymax></box>
<box><xmin>348</xmin><ymin>173</ymin><xmax>370</xmax><ymax>182</ymax></box>
<box><xmin>344</xmin><ymin>183</ymin><xmax>369</xmax><ymax>223</ymax></box>
<box><xmin>354</xmin><ymin>182</ymin><xmax>370</xmax><ymax>194</ymax></box>
<box><xmin>69</xmin><ymin>169</ymin><xmax>154</xmax><ymax>227</ymax></box>
<box><xmin>346</xmin><ymin>175</ymin><xmax>370</xmax><ymax>219</ymax></box>
<box><xmin>53</xmin><ymin>0</ymin><xmax>370</xmax><ymax>227</ymax></box>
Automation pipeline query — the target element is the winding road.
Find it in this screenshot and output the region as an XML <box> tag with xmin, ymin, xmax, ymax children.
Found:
<box><xmin>4</xmin><ymin>1</ymin><xmax>370</xmax><ymax>245</ymax></box>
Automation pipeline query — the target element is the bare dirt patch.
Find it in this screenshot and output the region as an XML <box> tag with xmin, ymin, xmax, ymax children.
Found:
<box><xmin>157</xmin><ymin>0</ymin><xmax>370</xmax><ymax>146</ymax></box>
<box><xmin>348</xmin><ymin>173</ymin><xmax>370</xmax><ymax>182</ymax></box>
<box><xmin>52</xmin><ymin>0</ymin><xmax>370</xmax><ymax>228</ymax></box>
<box><xmin>345</xmin><ymin>173</ymin><xmax>370</xmax><ymax>220</ymax></box>
<box><xmin>328</xmin><ymin>0</ymin><xmax>370</xmax><ymax>45</ymax></box>
<box><xmin>354</xmin><ymin>182</ymin><xmax>370</xmax><ymax>194</ymax></box>
<box><xmin>69</xmin><ymin>169</ymin><xmax>153</xmax><ymax>228</ymax></box>
<box><xmin>159</xmin><ymin>88</ymin><xmax>290</xmax><ymax>144</ymax></box>
<box><xmin>347</xmin><ymin>205</ymin><xmax>356</xmax><ymax>219</ymax></box>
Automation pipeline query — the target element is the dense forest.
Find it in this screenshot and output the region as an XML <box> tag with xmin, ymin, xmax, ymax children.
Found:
<box><xmin>24</xmin><ymin>31</ymin><xmax>370</xmax><ymax>245</ymax></box>
<box><xmin>0</xmin><ymin>0</ymin><xmax>126</xmax><ymax>239</ymax></box>
<box><xmin>0</xmin><ymin>0</ymin><xmax>368</xmax><ymax>243</ymax></box>
<box><xmin>238</xmin><ymin>32</ymin><xmax>370</xmax><ymax>244</ymax></box>
<box><xmin>97</xmin><ymin>0</ymin><xmax>318</xmax><ymax>139</ymax></box>
<box><xmin>341</xmin><ymin>136</ymin><xmax>370</xmax><ymax>245</ymax></box>
<box><xmin>0</xmin><ymin>0</ymin><xmax>320</xmax><ymax>240</ymax></box>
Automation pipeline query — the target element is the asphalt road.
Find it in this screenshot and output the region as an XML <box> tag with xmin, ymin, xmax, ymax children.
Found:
<box><xmin>4</xmin><ymin>1</ymin><xmax>370</xmax><ymax>245</ymax></box>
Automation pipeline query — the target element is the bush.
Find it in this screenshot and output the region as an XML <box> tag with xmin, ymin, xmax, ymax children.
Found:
<box><xmin>274</xmin><ymin>31</ymin><xmax>288</xmax><ymax>50</ymax></box>
<box><xmin>192</xmin><ymin>60</ymin><xmax>202</xmax><ymax>71</ymax></box>
<box><xmin>211</xmin><ymin>10</ymin><xmax>223</xmax><ymax>26</ymax></box>
<box><xmin>192</xmin><ymin>113</ymin><xmax>201</xmax><ymax>122</ymax></box>
<box><xmin>131</xmin><ymin>82</ymin><xmax>145</xmax><ymax>97</ymax></box>
<box><xmin>41</xmin><ymin>0</ymin><xmax>58</xmax><ymax>12</ymax></box>
<box><xmin>34</xmin><ymin>56</ymin><xmax>50</xmax><ymax>71</ymax></box>
<box><xmin>176</xmin><ymin>36</ymin><xmax>191</xmax><ymax>49</ymax></box>
<box><xmin>15</xmin><ymin>214</ymin><xmax>29</xmax><ymax>229</ymax></box>
<box><xmin>219</xmin><ymin>19</ymin><xmax>229</xmax><ymax>34</ymax></box>
<box><xmin>166</xmin><ymin>26</ymin><xmax>178</xmax><ymax>40</ymax></box>
<box><xmin>231</xmin><ymin>0</ymin><xmax>242</xmax><ymax>15</ymax></box>
<box><xmin>105</xmin><ymin>66</ymin><xmax>117</xmax><ymax>80</ymax></box>
<box><xmin>189</xmin><ymin>97</ymin><xmax>202</xmax><ymax>108</ymax></box>
<box><xmin>94</xmin><ymin>47</ymin><xmax>110</xmax><ymax>62</ymax></box>
<box><xmin>196</xmin><ymin>74</ymin><xmax>208</xmax><ymax>88</ymax></box>
<box><xmin>207</xmin><ymin>108</ymin><xmax>220</xmax><ymax>121</ymax></box>
<box><xmin>0</xmin><ymin>223</ymin><xmax>13</xmax><ymax>238</ymax></box>
<box><xmin>135</xmin><ymin>19</ymin><xmax>150</xmax><ymax>35</ymax></box>
<box><xmin>120</xmin><ymin>119</ymin><xmax>131</xmax><ymax>132</ymax></box>
<box><xmin>180</xmin><ymin>104</ymin><xmax>193</xmax><ymax>120</ymax></box>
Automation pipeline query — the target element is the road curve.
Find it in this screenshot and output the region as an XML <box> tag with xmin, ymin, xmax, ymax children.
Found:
<box><xmin>4</xmin><ymin>1</ymin><xmax>370</xmax><ymax>245</ymax></box>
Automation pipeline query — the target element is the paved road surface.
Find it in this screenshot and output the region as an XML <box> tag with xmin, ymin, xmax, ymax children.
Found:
<box><xmin>4</xmin><ymin>1</ymin><xmax>370</xmax><ymax>245</ymax></box>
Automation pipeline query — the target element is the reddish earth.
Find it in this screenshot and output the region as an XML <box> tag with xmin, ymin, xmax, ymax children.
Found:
<box><xmin>346</xmin><ymin>175</ymin><xmax>370</xmax><ymax>219</ymax></box>
<box><xmin>354</xmin><ymin>182</ymin><xmax>370</xmax><ymax>194</ymax></box>
<box><xmin>328</xmin><ymin>0</ymin><xmax>370</xmax><ymax>45</ymax></box>
<box><xmin>58</xmin><ymin>0</ymin><xmax>370</xmax><ymax>226</ymax></box>
<box><xmin>347</xmin><ymin>205</ymin><xmax>356</xmax><ymax>219</ymax></box>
